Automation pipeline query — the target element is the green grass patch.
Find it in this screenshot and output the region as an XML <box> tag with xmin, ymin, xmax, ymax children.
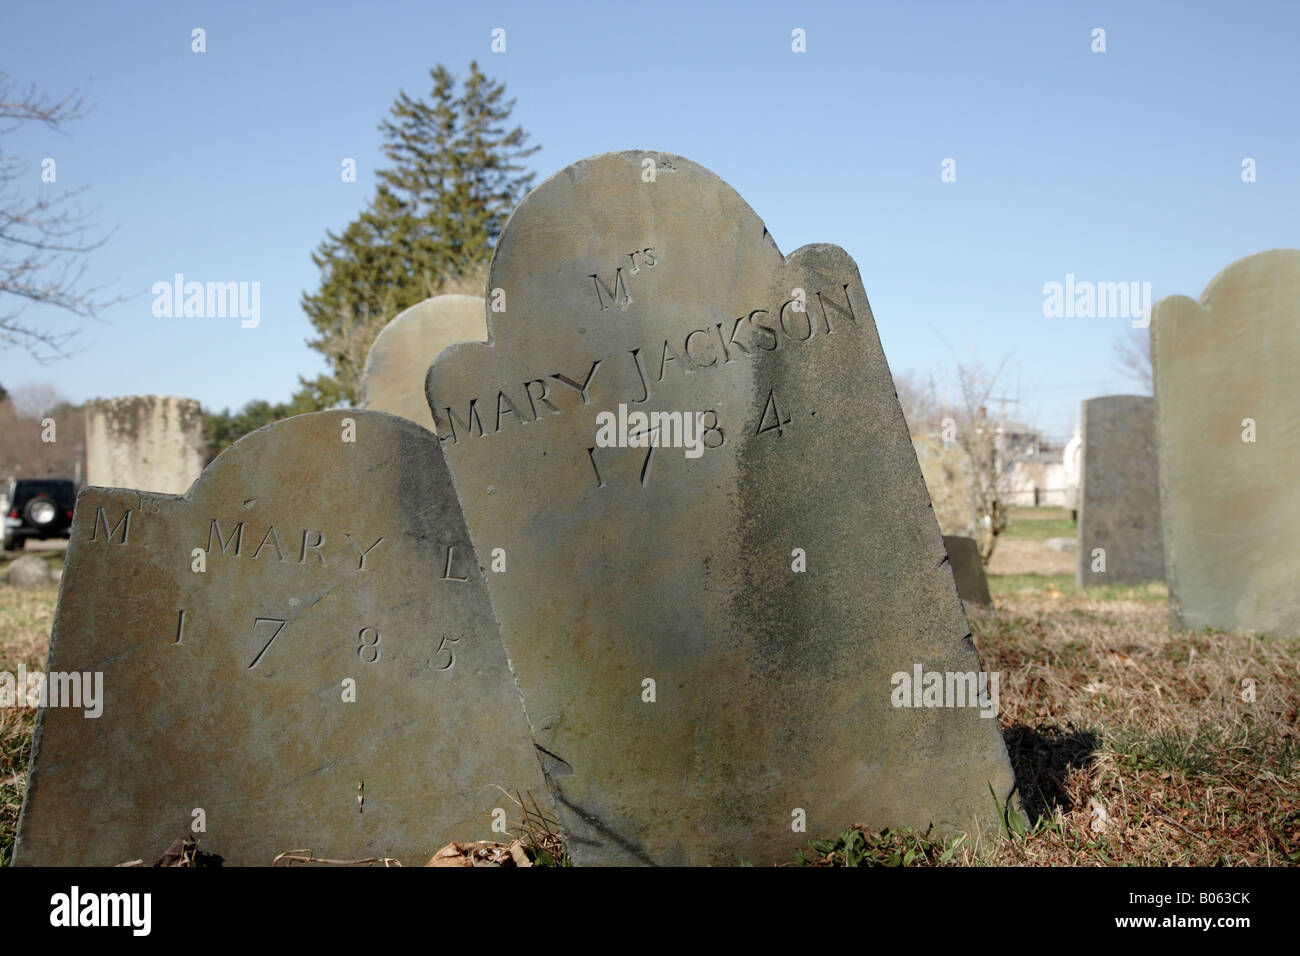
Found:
<box><xmin>989</xmin><ymin>573</ymin><xmax>1168</xmax><ymax>603</ymax></box>
<box><xmin>794</xmin><ymin>825</ymin><xmax>967</xmax><ymax>866</ymax></box>
<box><xmin>1112</xmin><ymin>725</ymin><xmax>1299</xmax><ymax>782</ymax></box>
<box><xmin>1001</xmin><ymin>506</ymin><xmax>1076</xmax><ymax>542</ymax></box>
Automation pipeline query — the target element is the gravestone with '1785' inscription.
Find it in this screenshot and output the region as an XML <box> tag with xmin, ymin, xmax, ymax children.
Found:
<box><xmin>13</xmin><ymin>410</ymin><xmax>549</xmax><ymax>866</ymax></box>
<box><xmin>1151</xmin><ymin>249</ymin><xmax>1300</xmax><ymax>636</ymax></box>
<box><xmin>426</xmin><ymin>151</ymin><xmax>1018</xmax><ymax>866</ymax></box>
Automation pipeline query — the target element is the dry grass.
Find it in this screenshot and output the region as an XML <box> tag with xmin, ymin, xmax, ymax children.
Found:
<box><xmin>0</xmin><ymin>580</ymin><xmax>56</xmax><ymax>865</ymax></box>
<box><xmin>974</xmin><ymin>590</ymin><xmax>1299</xmax><ymax>865</ymax></box>
<box><xmin>4</xmin><ymin>540</ymin><xmax>1298</xmax><ymax>868</ymax></box>
<box><xmin>799</xmin><ymin>590</ymin><xmax>1299</xmax><ymax>867</ymax></box>
<box><xmin>987</xmin><ymin>539</ymin><xmax>1075</xmax><ymax>576</ymax></box>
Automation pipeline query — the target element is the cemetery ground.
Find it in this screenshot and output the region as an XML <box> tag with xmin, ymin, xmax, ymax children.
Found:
<box><xmin>1</xmin><ymin>520</ymin><xmax>1296</xmax><ymax>868</ymax></box>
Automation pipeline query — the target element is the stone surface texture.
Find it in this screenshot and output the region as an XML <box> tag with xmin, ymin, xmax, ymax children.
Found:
<box><xmin>15</xmin><ymin>410</ymin><xmax>548</xmax><ymax>866</ymax></box>
<box><xmin>1151</xmin><ymin>249</ymin><xmax>1300</xmax><ymax>635</ymax></box>
<box><xmin>362</xmin><ymin>294</ymin><xmax>487</xmax><ymax>431</ymax></box>
<box><xmin>84</xmin><ymin>396</ymin><xmax>206</xmax><ymax>495</ymax></box>
<box><xmin>1076</xmin><ymin>395</ymin><xmax>1165</xmax><ymax>587</ymax></box>
<box><xmin>5</xmin><ymin>554</ymin><xmax>54</xmax><ymax>589</ymax></box>
<box><xmin>943</xmin><ymin>535</ymin><xmax>992</xmax><ymax>607</ymax></box>
<box><xmin>425</xmin><ymin>151</ymin><xmax>1018</xmax><ymax>866</ymax></box>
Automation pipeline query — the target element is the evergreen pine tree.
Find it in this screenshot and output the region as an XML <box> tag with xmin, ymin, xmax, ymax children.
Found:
<box><xmin>298</xmin><ymin>62</ymin><xmax>537</xmax><ymax>407</ymax></box>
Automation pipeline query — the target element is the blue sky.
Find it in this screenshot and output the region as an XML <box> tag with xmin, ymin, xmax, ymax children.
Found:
<box><xmin>2</xmin><ymin>0</ymin><xmax>1296</xmax><ymax>442</ymax></box>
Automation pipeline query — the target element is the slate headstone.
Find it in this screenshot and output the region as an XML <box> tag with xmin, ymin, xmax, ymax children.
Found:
<box><xmin>942</xmin><ymin>535</ymin><xmax>992</xmax><ymax>607</ymax></box>
<box><xmin>1151</xmin><ymin>249</ymin><xmax>1300</xmax><ymax>635</ymax></box>
<box><xmin>361</xmin><ymin>294</ymin><xmax>487</xmax><ymax>431</ymax></box>
<box><xmin>425</xmin><ymin>151</ymin><xmax>1018</xmax><ymax>866</ymax></box>
<box><xmin>1076</xmin><ymin>395</ymin><xmax>1164</xmax><ymax>588</ymax></box>
<box><xmin>14</xmin><ymin>410</ymin><xmax>549</xmax><ymax>866</ymax></box>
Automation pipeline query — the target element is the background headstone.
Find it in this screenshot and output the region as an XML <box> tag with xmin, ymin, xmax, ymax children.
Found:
<box><xmin>943</xmin><ymin>535</ymin><xmax>992</xmax><ymax>607</ymax></box>
<box><xmin>14</xmin><ymin>410</ymin><xmax>548</xmax><ymax>866</ymax></box>
<box><xmin>5</xmin><ymin>554</ymin><xmax>54</xmax><ymax>589</ymax></box>
<box><xmin>361</xmin><ymin>294</ymin><xmax>487</xmax><ymax>432</ymax></box>
<box><xmin>1151</xmin><ymin>249</ymin><xmax>1300</xmax><ymax>635</ymax></box>
<box><xmin>84</xmin><ymin>396</ymin><xmax>206</xmax><ymax>495</ymax></box>
<box><xmin>1076</xmin><ymin>395</ymin><xmax>1164</xmax><ymax>588</ymax></box>
<box><xmin>913</xmin><ymin>437</ymin><xmax>979</xmax><ymax>539</ymax></box>
<box><xmin>426</xmin><ymin>151</ymin><xmax>1018</xmax><ymax>866</ymax></box>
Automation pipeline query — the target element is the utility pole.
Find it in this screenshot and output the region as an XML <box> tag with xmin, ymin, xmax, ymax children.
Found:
<box><xmin>987</xmin><ymin>394</ymin><xmax>1020</xmax><ymax>461</ymax></box>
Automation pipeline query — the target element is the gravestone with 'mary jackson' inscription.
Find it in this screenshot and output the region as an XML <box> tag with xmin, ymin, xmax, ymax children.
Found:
<box><xmin>14</xmin><ymin>410</ymin><xmax>549</xmax><ymax>866</ymax></box>
<box><xmin>426</xmin><ymin>150</ymin><xmax>1018</xmax><ymax>866</ymax></box>
<box><xmin>361</xmin><ymin>294</ymin><xmax>487</xmax><ymax>432</ymax></box>
<box><xmin>1076</xmin><ymin>395</ymin><xmax>1164</xmax><ymax>588</ymax></box>
<box><xmin>1151</xmin><ymin>249</ymin><xmax>1300</xmax><ymax>636</ymax></box>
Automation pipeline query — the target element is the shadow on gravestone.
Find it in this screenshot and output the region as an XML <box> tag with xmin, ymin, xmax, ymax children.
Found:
<box><xmin>361</xmin><ymin>294</ymin><xmax>487</xmax><ymax>432</ymax></box>
<box><xmin>1075</xmin><ymin>395</ymin><xmax>1164</xmax><ymax>588</ymax></box>
<box><xmin>426</xmin><ymin>150</ymin><xmax>1020</xmax><ymax>866</ymax></box>
<box><xmin>1152</xmin><ymin>249</ymin><xmax>1300</xmax><ymax>637</ymax></box>
<box><xmin>13</xmin><ymin>410</ymin><xmax>549</xmax><ymax>866</ymax></box>
<box><xmin>942</xmin><ymin>535</ymin><xmax>993</xmax><ymax>608</ymax></box>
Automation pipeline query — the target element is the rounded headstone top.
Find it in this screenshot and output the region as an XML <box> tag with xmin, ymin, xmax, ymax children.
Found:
<box><xmin>361</xmin><ymin>295</ymin><xmax>486</xmax><ymax>431</ymax></box>
<box><xmin>1196</xmin><ymin>248</ymin><xmax>1300</xmax><ymax>306</ymax></box>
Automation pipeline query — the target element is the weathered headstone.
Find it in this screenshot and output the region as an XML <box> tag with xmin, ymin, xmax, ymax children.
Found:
<box><xmin>84</xmin><ymin>396</ymin><xmax>206</xmax><ymax>495</ymax></box>
<box><xmin>14</xmin><ymin>410</ymin><xmax>549</xmax><ymax>866</ymax></box>
<box><xmin>1151</xmin><ymin>249</ymin><xmax>1300</xmax><ymax>635</ymax></box>
<box><xmin>914</xmin><ymin>437</ymin><xmax>979</xmax><ymax>539</ymax></box>
<box><xmin>5</xmin><ymin>554</ymin><xmax>54</xmax><ymax>589</ymax></box>
<box><xmin>426</xmin><ymin>151</ymin><xmax>1018</xmax><ymax>866</ymax></box>
<box><xmin>361</xmin><ymin>294</ymin><xmax>487</xmax><ymax>431</ymax></box>
<box><xmin>942</xmin><ymin>535</ymin><xmax>992</xmax><ymax>607</ymax></box>
<box><xmin>1076</xmin><ymin>395</ymin><xmax>1164</xmax><ymax>588</ymax></box>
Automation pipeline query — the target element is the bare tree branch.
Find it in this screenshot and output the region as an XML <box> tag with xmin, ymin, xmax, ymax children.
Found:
<box><xmin>1112</xmin><ymin>325</ymin><xmax>1153</xmax><ymax>393</ymax></box>
<box><xmin>0</xmin><ymin>72</ymin><xmax>126</xmax><ymax>362</ymax></box>
<box><xmin>917</xmin><ymin>352</ymin><xmax>1022</xmax><ymax>563</ymax></box>
<box><xmin>0</xmin><ymin>73</ymin><xmax>89</xmax><ymax>131</ymax></box>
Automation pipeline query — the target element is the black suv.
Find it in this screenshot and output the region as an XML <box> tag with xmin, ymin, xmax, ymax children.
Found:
<box><xmin>4</xmin><ymin>478</ymin><xmax>77</xmax><ymax>550</ymax></box>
